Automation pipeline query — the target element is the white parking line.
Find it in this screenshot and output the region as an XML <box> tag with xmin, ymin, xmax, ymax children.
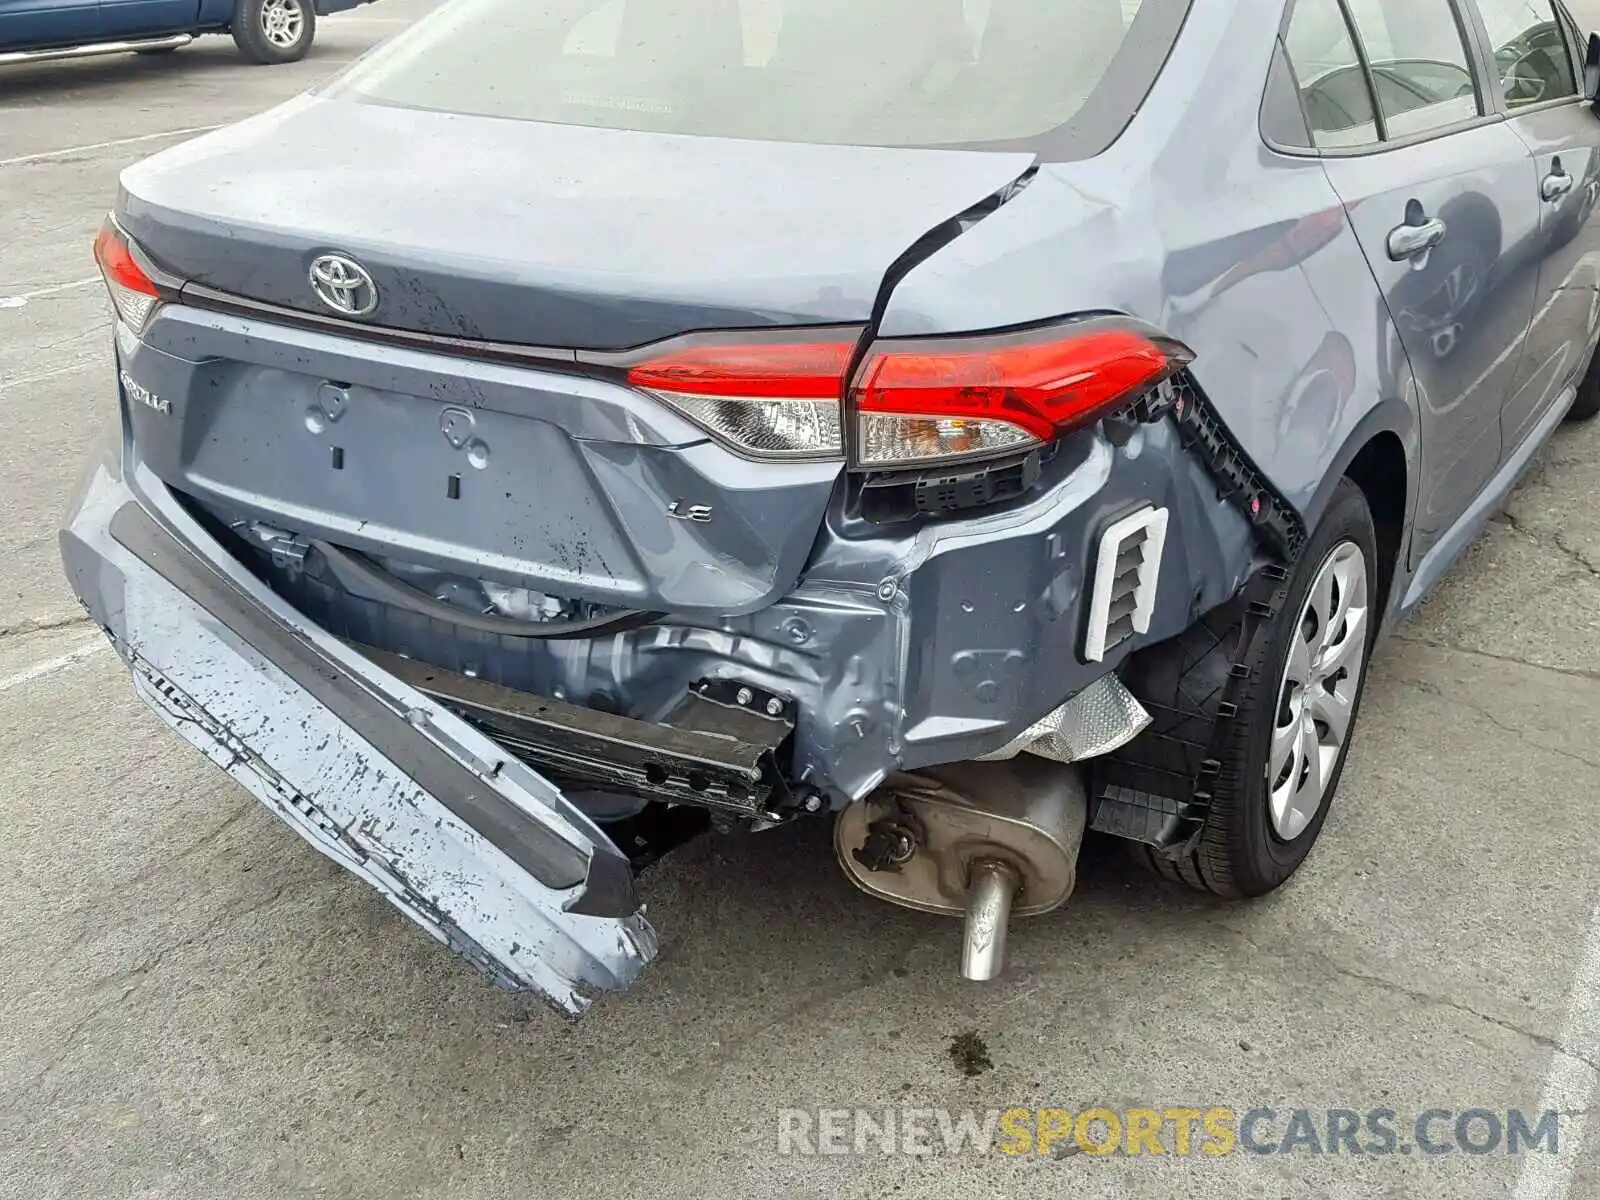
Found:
<box><xmin>0</xmin><ymin>361</ymin><xmax>97</xmax><ymax>392</ymax></box>
<box><xmin>0</xmin><ymin>124</ymin><xmax>223</xmax><ymax>168</ymax></box>
<box><xmin>0</xmin><ymin>639</ymin><xmax>108</xmax><ymax>694</ymax></box>
<box><xmin>0</xmin><ymin>277</ymin><xmax>99</xmax><ymax>310</ymax></box>
<box><xmin>1512</xmin><ymin>903</ymin><xmax>1600</xmax><ymax>1200</ymax></box>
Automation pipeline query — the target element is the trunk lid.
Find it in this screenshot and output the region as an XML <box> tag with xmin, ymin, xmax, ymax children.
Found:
<box><xmin>116</xmin><ymin>97</ymin><xmax>1032</xmax><ymax>617</ymax></box>
<box><xmin>118</xmin><ymin>95</ymin><xmax>1036</xmax><ymax>348</ymax></box>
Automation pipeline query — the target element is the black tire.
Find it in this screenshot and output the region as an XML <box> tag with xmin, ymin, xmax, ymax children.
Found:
<box><xmin>231</xmin><ymin>0</ymin><xmax>315</xmax><ymax>64</ymax></box>
<box><xmin>1136</xmin><ymin>478</ymin><xmax>1379</xmax><ymax>897</ymax></box>
<box><xmin>1569</xmin><ymin>349</ymin><xmax>1600</xmax><ymax>422</ymax></box>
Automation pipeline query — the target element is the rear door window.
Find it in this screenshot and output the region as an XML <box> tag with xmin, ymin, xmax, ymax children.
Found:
<box><xmin>1554</xmin><ymin>0</ymin><xmax>1587</xmax><ymax>72</ymax></box>
<box><xmin>324</xmin><ymin>0</ymin><xmax>1191</xmax><ymax>155</ymax></box>
<box><xmin>1284</xmin><ymin>0</ymin><xmax>1382</xmax><ymax>148</ymax></box>
<box><xmin>1280</xmin><ymin>0</ymin><xmax>1488</xmax><ymax>149</ymax></box>
<box><xmin>1346</xmin><ymin>0</ymin><xmax>1483</xmax><ymax>138</ymax></box>
<box><xmin>1476</xmin><ymin>0</ymin><xmax>1581</xmax><ymax>107</ymax></box>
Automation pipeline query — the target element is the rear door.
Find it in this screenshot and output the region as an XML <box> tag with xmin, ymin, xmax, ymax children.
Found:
<box><xmin>1472</xmin><ymin>0</ymin><xmax>1600</xmax><ymax>449</ymax></box>
<box><xmin>95</xmin><ymin>0</ymin><xmax>196</xmax><ymax>38</ymax></box>
<box><xmin>1286</xmin><ymin>0</ymin><xmax>1542</xmax><ymax>564</ymax></box>
<box><xmin>0</xmin><ymin>0</ymin><xmax>99</xmax><ymax>49</ymax></box>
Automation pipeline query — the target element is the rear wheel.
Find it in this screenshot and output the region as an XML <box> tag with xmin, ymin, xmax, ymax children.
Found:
<box><xmin>1570</xmin><ymin>348</ymin><xmax>1600</xmax><ymax>422</ymax></box>
<box><xmin>231</xmin><ymin>0</ymin><xmax>314</xmax><ymax>64</ymax></box>
<box><xmin>1138</xmin><ymin>478</ymin><xmax>1378</xmax><ymax>896</ymax></box>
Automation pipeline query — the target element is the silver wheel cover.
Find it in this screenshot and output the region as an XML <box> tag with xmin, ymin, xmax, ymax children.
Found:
<box><xmin>1268</xmin><ymin>540</ymin><xmax>1369</xmax><ymax>841</ymax></box>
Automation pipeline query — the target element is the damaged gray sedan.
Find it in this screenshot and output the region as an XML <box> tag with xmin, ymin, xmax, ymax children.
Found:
<box><xmin>61</xmin><ymin>0</ymin><xmax>1600</xmax><ymax>1011</ymax></box>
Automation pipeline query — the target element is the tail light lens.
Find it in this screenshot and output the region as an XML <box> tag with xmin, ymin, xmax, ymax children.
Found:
<box><xmin>93</xmin><ymin>219</ymin><xmax>161</xmax><ymax>334</ymax></box>
<box><xmin>625</xmin><ymin>337</ymin><xmax>855</xmax><ymax>458</ymax></box>
<box><xmin>851</xmin><ymin>321</ymin><xmax>1193</xmax><ymax>467</ymax></box>
<box><xmin>621</xmin><ymin>318</ymin><xmax>1191</xmax><ymax>468</ymax></box>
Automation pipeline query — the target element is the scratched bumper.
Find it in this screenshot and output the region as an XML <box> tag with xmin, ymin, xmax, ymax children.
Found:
<box><xmin>58</xmin><ymin>426</ymin><xmax>656</xmax><ymax>1015</ymax></box>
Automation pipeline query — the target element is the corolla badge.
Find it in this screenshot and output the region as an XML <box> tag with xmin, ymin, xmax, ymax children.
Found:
<box><xmin>308</xmin><ymin>253</ymin><xmax>378</xmax><ymax>317</ymax></box>
<box><xmin>119</xmin><ymin>369</ymin><xmax>169</xmax><ymax>414</ymax></box>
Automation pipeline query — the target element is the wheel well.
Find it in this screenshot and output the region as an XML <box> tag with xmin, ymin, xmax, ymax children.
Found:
<box><xmin>1342</xmin><ymin>433</ymin><xmax>1406</xmax><ymax>622</ymax></box>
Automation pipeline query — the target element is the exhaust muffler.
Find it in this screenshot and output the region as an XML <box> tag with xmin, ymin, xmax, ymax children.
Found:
<box><xmin>834</xmin><ymin>758</ymin><xmax>1088</xmax><ymax>981</ymax></box>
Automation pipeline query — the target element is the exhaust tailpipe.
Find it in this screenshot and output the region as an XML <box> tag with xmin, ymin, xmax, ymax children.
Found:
<box><xmin>961</xmin><ymin>859</ymin><xmax>1021</xmax><ymax>981</ymax></box>
<box><xmin>835</xmin><ymin>758</ymin><xmax>1087</xmax><ymax>982</ymax></box>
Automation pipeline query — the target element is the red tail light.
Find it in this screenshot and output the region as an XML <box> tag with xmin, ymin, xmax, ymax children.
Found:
<box><xmin>93</xmin><ymin>219</ymin><xmax>161</xmax><ymax>333</ymax></box>
<box><xmin>624</xmin><ymin>335</ymin><xmax>857</xmax><ymax>458</ymax></box>
<box><xmin>851</xmin><ymin>320</ymin><xmax>1192</xmax><ymax>467</ymax></box>
<box><xmin>620</xmin><ymin>318</ymin><xmax>1191</xmax><ymax>467</ymax></box>
<box><xmin>625</xmin><ymin>340</ymin><xmax>854</xmax><ymax>399</ymax></box>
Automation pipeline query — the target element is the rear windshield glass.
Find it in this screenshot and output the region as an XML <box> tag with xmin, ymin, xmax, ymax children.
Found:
<box><xmin>324</xmin><ymin>0</ymin><xmax>1189</xmax><ymax>154</ymax></box>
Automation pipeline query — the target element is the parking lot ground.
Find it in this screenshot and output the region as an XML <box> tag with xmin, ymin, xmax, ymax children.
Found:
<box><xmin>5</xmin><ymin>6</ymin><xmax>1600</xmax><ymax>1197</ymax></box>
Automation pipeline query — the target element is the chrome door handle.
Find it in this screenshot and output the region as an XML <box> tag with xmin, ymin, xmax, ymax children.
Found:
<box><xmin>1542</xmin><ymin>170</ymin><xmax>1575</xmax><ymax>202</ymax></box>
<box><xmin>1387</xmin><ymin>217</ymin><xmax>1447</xmax><ymax>262</ymax></box>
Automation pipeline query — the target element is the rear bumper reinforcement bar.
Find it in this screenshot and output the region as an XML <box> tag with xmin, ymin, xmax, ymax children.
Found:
<box><xmin>363</xmin><ymin>647</ymin><xmax>797</xmax><ymax>817</ymax></box>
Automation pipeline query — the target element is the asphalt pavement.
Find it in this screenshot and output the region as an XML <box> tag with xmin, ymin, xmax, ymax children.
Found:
<box><xmin>4</xmin><ymin>4</ymin><xmax>1600</xmax><ymax>1197</ymax></box>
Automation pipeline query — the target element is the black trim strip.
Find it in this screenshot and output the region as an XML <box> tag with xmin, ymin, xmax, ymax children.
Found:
<box><xmin>109</xmin><ymin>501</ymin><xmax>638</xmax><ymax>918</ymax></box>
<box><xmin>1124</xmin><ymin>375</ymin><xmax>1306</xmax><ymax>561</ymax></box>
<box><xmin>180</xmin><ymin>282</ymin><xmax>588</xmax><ymax>370</ymax></box>
<box><xmin>1170</xmin><ymin>377</ymin><xmax>1306</xmax><ymax>560</ymax></box>
<box><xmin>1332</xmin><ymin>0</ymin><xmax>1389</xmax><ymax>142</ymax></box>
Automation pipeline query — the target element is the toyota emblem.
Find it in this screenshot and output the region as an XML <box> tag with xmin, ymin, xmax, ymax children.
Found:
<box><xmin>308</xmin><ymin>253</ymin><xmax>378</xmax><ymax>317</ymax></box>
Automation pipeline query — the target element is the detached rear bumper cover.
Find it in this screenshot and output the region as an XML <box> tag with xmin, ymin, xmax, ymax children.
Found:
<box><xmin>60</xmin><ymin>441</ymin><xmax>655</xmax><ymax>1016</ymax></box>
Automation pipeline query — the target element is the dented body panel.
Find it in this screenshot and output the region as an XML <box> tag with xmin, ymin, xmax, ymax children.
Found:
<box><xmin>125</xmin><ymin>306</ymin><xmax>848</xmax><ymax>616</ymax></box>
<box><xmin>876</xmin><ymin>0</ymin><xmax>1414</xmax><ymax>525</ymax></box>
<box><xmin>208</xmin><ymin>415</ymin><xmax>1255</xmax><ymax>803</ymax></box>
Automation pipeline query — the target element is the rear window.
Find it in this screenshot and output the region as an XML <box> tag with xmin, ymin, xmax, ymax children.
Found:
<box><xmin>323</xmin><ymin>0</ymin><xmax>1191</xmax><ymax>155</ymax></box>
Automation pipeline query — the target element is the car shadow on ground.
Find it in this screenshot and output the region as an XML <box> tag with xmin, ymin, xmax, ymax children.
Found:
<box><xmin>0</xmin><ymin>42</ymin><xmax>344</xmax><ymax>101</ymax></box>
<box><xmin>225</xmin><ymin>764</ymin><xmax>1238</xmax><ymax>1045</ymax></box>
<box><xmin>446</xmin><ymin>801</ymin><xmax>1231</xmax><ymax>1030</ymax></box>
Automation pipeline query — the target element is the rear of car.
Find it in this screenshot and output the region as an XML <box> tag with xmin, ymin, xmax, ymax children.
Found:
<box><xmin>60</xmin><ymin>0</ymin><xmax>1370</xmax><ymax>1008</ymax></box>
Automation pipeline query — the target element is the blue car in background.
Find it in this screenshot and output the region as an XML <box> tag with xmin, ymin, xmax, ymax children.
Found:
<box><xmin>0</xmin><ymin>0</ymin><xmax>377</xmax><ymax>66</ymax></box>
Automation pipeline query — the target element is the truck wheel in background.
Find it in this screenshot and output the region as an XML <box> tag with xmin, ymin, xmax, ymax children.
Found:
<box><xmin>232</xmin><ymin>0</ymin><xmax>315</xmax><ymax>64</ymax></box>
